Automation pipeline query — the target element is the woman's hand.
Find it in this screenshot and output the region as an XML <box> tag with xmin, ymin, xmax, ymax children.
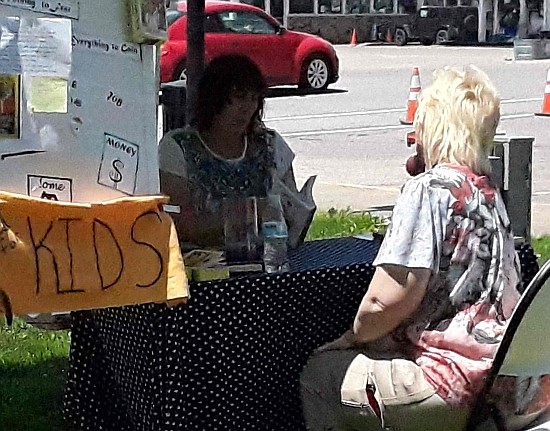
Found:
<box><xmin>314</xmin><ymin>329</ymin><xmax>357</xmax><ymax>354</ymax></box>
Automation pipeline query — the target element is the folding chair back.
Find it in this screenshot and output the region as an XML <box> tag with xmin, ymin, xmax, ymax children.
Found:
<box><xmin>467</xmin><ymin>259</ymin><xmax>550</xmax><ymax>431</ymax></box>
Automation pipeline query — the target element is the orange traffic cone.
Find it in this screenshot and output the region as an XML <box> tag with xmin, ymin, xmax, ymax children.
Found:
<box><xmin>400</xmin><ymin>67</ymin><xmax>421</xmax><ymax>125</ymax></box>
<box><xmin>350</xmin><ymin>28</ymin><xmax>357</xmax><ymax>47</ymax></box>
<box><xmin>535</xmin><ymin>69</ymin><xmax>550</xmax><ymax>117</ymax></box>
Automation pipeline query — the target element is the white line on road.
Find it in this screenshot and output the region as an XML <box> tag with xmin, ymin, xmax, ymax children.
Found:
<box><xmin>267</xmin><ymin>98</ymin><xmax>540</xmax><ymax>123</ymax></box>
<box><xmin>316</xmin><ymin>181</ymin><xmax>401</xmax><ymax>191</ymax></box>
<box><xmin>502</xmin><ymin>113</ymin><xmax>538</xmax><ymax>120</ymax></box>
<box><xmin>502</xmin><ymin>97</ymin><xmax>541</xmax><ymax>104</ymax></box>
<box><xmin>280</xmin><ymin>112</ymin><xmax>535</xmax><ymax>138</ymax></box>
<box><xmin>281</xmin><ymin>124</ymin><xmax>409</xmax><ymax>137</ymax></box>
<box><xmin>267</xmin><ymin>108</ymin><xmax>404</xmax><ymax>122</ymax></box>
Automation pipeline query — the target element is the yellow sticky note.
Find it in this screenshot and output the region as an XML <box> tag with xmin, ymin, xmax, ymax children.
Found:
<box><xmin>29</xmin><ymin>77</ymin><xmax>68</xmax><ymax>113</ymax></box>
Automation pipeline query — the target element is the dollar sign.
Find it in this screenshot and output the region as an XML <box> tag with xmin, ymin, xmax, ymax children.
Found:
<box><xmin>109</xmin><ymin>159</ymin><xmax>124</xmax><ymax>188</ymax></box>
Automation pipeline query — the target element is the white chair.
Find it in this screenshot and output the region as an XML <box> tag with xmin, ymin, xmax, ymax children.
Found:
<box><xmin>314</xmin><ymin>259</ymin><xmax>550</xmax><ymax>431</ymax></box>
<box><xmin>467</xmin><ymin>259</ymin><xmax>550</xmax><ymax>431</ymax></box>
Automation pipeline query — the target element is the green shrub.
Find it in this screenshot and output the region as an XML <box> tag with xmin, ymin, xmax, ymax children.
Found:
<box><xmin>306</xmin><ymin>208</ymin><xmax>388</xmax><ymax>240</ymax></box>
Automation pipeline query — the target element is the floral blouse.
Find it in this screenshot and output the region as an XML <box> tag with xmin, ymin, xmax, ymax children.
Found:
<box><xmin>371</xmin><ymin>164</ymin><xmax>522</xmax><ymax>407</ymax></box>
<box><xmin>158</xmin><ymin>127</ymin><xmax>295</xmax><ymax>249</ymax></box>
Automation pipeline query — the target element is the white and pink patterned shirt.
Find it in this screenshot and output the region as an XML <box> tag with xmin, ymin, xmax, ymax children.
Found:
<box><xmin>371</xmin><ymin>164</ymin><xmax>521</xmax><ymax>407</ymax></box>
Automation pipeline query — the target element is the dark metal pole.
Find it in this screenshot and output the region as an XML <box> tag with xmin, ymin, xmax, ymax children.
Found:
<box><xmin>185</xmin><ymin>0</ymin><xmax>205</xmax><ymax>126</ymax></box>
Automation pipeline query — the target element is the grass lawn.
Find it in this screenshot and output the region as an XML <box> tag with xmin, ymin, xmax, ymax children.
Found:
<box><xmin>0</xmin><ymin>210</ymin><xmax>548</xmax><ymax>430</ymax></box>
<box><xmin>0</xmin><ymin>319</ymin><xmax>70</xmax><ymax>431</ymax></box>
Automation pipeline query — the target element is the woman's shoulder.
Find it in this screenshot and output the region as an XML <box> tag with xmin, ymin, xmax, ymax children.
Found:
<box><xmin>256</xmin><ymin>127</ymin><xmax>294</xmax><ymax>170</ymax></box>
<box><xmin>159</xmin><ymin>127</ymin><xmax>199</xmax><ymax>149</ymax></box>
<box><xmin>405</xmin><ymin>165</ymin><xmax>471</xmax><ymax>190</ymax></box>
<box><xmin>397</xmin><ymin>166</ymin><xmax>463</xmax><ymax>209</ymax></box>
<box><xmin>158</xmin><ymin>127</ymin><xmax>201</xmax><ymax>175</ymax></box>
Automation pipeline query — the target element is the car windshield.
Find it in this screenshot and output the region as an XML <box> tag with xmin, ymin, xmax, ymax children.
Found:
<box><xmin>218</xmin><ymin>11</ymin><xmax>277</xmax><ymax>34</ymax></box>
<box><xmin>167</xmin><ymin>10</ymin><xmax>186</xmax><ymax>26</ymax></box>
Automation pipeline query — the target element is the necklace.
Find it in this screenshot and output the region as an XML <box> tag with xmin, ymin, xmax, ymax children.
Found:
<box><xmin>198</xmin><ymin>133</ymin><xmax>248</xmax><ymax>162</ymax></box>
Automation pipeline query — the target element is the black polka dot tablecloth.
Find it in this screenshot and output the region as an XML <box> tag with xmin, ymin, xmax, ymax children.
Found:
<box><xmin>64</xmin><ymin>237</ymin><xmax>381</xmax><ymax>431</ymax></box>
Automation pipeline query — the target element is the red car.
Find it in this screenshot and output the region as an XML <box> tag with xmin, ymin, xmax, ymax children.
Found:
<box><xmin>160</xmin><ymin>1</ymin><xmax>339</xmax><ymax>89</ymax></box>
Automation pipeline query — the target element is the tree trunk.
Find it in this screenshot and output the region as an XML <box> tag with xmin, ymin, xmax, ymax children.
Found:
<box><xmin>544</xmin><ymin>0</ymin><xmax>550</xmax><ymax>32</ymax></box>
<box><xmin>493</xmin><ymin>0</ymin><xmax>500</xmax><ymax>36</ymax></box>
<box><xmin>478</xmin><ymin>0</ymin><xmax>488</xmax><ymax>42</ymax></box>
<box><xmin>518</xmin><ymin>0</ymin><xmax>529</xmax><ymax>38</ymax></box>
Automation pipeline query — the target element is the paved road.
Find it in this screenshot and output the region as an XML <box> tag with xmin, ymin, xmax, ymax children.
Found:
<box><xmin>263</xmin><ymin>44</ymin><xmax>550</xmax><ymax>237</ymax></box>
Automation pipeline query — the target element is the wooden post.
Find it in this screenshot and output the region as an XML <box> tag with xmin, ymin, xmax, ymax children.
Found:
<box><xmin>489</xmin><ymin>155</ymin><xmax>504</xmax><ymax>191</ymax></box>
<box><xmin>265</xmin><ymin>0</ymin><xmax>271</xmax><ymax>15</ymax></box>
<box><xmin>313</xmin><ymin>0</ymin><xmax>318</xmax><ymax>14</ymax></box>
<box><xmin>492</xmin><ymin>137</ymin><xmax>534</xmax><ymax>242</ymax></box>
<box><xmin>185</xmin><ymin>0</ymin><xmax>205</xmax><ymax>127</ymax></box>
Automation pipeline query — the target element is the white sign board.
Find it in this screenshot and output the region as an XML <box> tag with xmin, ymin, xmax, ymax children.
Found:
<box><xmin>0</xmin><ymin>0</ymin><xmax>160</xmax><ymax>203</ymax></box>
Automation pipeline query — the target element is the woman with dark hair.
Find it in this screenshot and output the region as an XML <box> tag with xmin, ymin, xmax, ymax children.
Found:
<box><xmin>159</xmin><ymin>55</ymin><xmax>315</xmax><ymax>251</ymax></box>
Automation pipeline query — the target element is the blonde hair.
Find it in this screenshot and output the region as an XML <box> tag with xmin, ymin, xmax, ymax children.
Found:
<box><xmin>414</xmin><ymin>66</ymin><xmax>500</xmax><ymax>175</ymax></box>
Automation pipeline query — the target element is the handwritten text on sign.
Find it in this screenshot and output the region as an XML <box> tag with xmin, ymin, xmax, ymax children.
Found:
<box><xmin>0</xmin><ymin>192</ymin><xmax>187</xmax><ymax>315</ymax></box>
<box><xmin>72</xmin><ymin>34</ymin><xmax>140</xmax><ymax>60</ymax></box>
<box><xmin>0</xmin><ymin>0</ymin><xmax>80</xmax><ymax>19</ymax></box>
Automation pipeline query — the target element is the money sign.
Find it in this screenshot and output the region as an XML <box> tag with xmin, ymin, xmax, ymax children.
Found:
<box><xmin>109</xmin><ymin>159</ymin><xmax>124</xmax><ymax>187</ymax></box>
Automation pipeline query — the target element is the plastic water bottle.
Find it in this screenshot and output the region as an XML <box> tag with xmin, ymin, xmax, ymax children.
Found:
<box><xmin>262</xmin><ymin>220</ymin><xmax>290</xmax><ymax>273</ymax></box>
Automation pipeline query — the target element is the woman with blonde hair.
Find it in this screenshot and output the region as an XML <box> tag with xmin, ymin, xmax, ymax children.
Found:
<box><xmin>299</xmin><ymin>67</ymin><xmax>522</xmax><ymax>431</ymax></box>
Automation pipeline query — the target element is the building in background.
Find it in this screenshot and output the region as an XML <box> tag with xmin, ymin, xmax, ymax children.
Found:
<box><xmin>231</xmin><ymin>0</ymin><xmax>548</xmax><ymax>44</ymax></box>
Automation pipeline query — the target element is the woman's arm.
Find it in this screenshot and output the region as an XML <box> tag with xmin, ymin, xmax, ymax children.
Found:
<box><xmin>353</xmin><ymin>264</ymin><xmax>430</xmax><ymax>343</ymax></box>
<box><xmin>160</xmin><ymin>170</ymin><xmax>193</xmax><ymax>244</ymax></box>
<box><xmin>316</xmin><ymin>264</ymin><xmax>430</xmax><ymax>352</ymax></box>
<box><xmin>160</xmin><ymin>170</ymin><xmax>225</xmax><ymax>248</ymax></box>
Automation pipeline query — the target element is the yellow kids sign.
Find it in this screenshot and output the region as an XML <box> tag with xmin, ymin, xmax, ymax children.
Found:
<box><xmin>0</xmin><ymin>191</ymin><xmax>188</xmax><ymax>320</ymax></box>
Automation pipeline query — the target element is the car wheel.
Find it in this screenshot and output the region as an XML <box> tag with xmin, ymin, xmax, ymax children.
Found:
<box><xmin>419</xmin><ymin>38</ymin><xmax>433</xmax><ymax>46</ymax></box>
<box><xmin>435</xmin><ymin>29</ymin><xmax>449</xmax><ymax>45</ymax></box>
<box><xmin>394</xmin><ymin>28</ymin><xmax>408</xmax><ymax>46</ymax></box>
<box><xmin>173</xmin><ymin>60</ymin><xmax>187</xmax><ymax>84</ymax></box>
<box><xmin>299</xmin><ymin>56</ymin><xmax>330</xmax><ymax>90</ymax></box>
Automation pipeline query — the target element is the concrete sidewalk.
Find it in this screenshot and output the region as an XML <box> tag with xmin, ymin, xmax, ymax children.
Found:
<box><xmin>311</xmin><ymin>181</ymin><xmax>550</xmax><ymax>238</ymax></box>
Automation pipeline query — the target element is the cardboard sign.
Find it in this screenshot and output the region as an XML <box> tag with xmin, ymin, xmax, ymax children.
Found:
<box><xmin>0</xmin><ymin>191</ymin><xmax>188</xmax><ymax>316</ymax></box>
